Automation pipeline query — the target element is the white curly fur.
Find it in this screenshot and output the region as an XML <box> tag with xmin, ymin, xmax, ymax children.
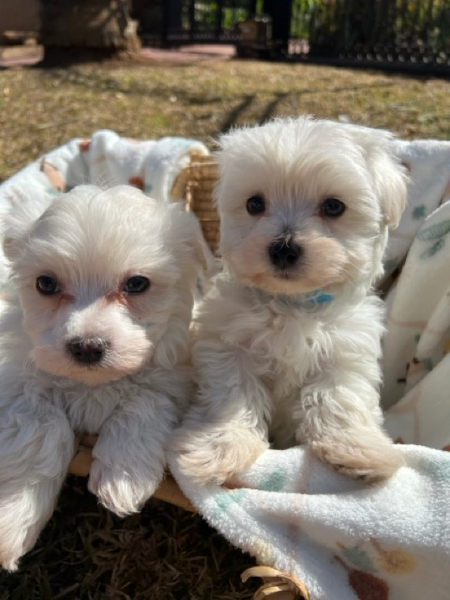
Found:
<box><xmin>175</xmin><ymin>117</ymin><xmax>407</xmax><ymax>486</ymax></box>
<box><xmin>0</xmin><ymin>184</ymin><xmax>206</xmax><ymax>570</ymax></box>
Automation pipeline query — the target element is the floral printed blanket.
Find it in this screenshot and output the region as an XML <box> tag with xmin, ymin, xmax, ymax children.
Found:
<box><xmin>1</xmin><ymin>131</ymin><xmax>450</xmax><ymax>600</ymax></box>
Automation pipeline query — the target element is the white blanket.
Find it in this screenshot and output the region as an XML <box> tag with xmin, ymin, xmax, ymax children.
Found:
<box><xmin>1</xmin><ymin>131</ymin><xmax>449</xmax><ymax>600</ymax></box>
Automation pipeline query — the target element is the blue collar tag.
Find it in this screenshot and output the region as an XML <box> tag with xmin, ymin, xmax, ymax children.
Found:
<box><xmin>305</xmin><ymin>290</ymin><xmax>335</xmax><ymax>305</ymax></box>
<box><xmin>245</xmin><ymin>285</ymin><xmax>335</xmax><ymax>310</ymax></box>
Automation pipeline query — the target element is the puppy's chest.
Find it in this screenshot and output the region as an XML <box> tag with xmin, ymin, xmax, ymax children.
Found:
<box><xmin>52</xmin><ymin>385</ymin><xmax>127</xmax><ymax>433</ymax></box>
<box><xmin>243</xmin><ymin>309</ymin><xmax>331</xmax><ymax>387</ymax></box>
<box><xmin>46</xmin><ymin>367</ymin><xmax>188</xmax><ymax>434</ymax></box>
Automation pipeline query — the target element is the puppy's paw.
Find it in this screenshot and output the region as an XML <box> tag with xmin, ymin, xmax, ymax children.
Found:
<box><xmin>0</xmin><ymin>548</ymin><xmax>21</xmax><ymax>572</ymax></box>
<box><xmin>311</xmin><ymin>435</ymin><xmax>405</xmax><ymax>483</ymax></box>
<box><xmin>174</xmin><ymin>427</ymin><xmax>269</xmax><ymax>486</ymax></box>
<box><xmin>0</xmin><ymin>516</ymin><xmax>28</xmax><ymax>571</ymax></box>
<box><xmin>0</xmin><ymin>528</ymin><xmax>35</xmax><ymax>571</ymax></box>
<box><xmin>0</xmin><ymin>517</ymin><xmax>40</xmax><ymax>572</ymax></box>
<box><xmin>88</xmin><ymin>459</ymin><xmax>160</xmax><ymax>517</ymax></box>
<box><xmin>0</xmin><ymin>480</ymin><xmax>64</xmax><ymax>571</ymax></box>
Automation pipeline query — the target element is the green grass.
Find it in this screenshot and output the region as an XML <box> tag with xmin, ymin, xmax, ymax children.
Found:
<box><xmin>0</xmin><ymin>54</ymin><xmax>449</xmax><ymax>599</ymax></box>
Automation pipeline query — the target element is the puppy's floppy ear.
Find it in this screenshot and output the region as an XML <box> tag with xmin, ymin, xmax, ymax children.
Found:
<box><xmin>2</xmin><ymin>189</ymin><xmax>53</xmax><ymax>262</ymax></box>
<box><xmin>170</xmin><ymin>203</ymin><xmax>215</xmax><ymax>274</ymax></box>
<box><xmin>348</xmin><ymin>125</ymin><xmax>408</xmax><ymax>229</ymax></box>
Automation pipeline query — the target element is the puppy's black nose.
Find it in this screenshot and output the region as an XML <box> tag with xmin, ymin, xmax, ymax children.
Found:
<box><xmin>268</xmin><ymin>236</ymin><xmax>303</xmax><ymax>269</ymax></box>
<box><xmin>67</xmin><ymin>336</ymin><xmax>108</xmax><ymax>365</ymax></box>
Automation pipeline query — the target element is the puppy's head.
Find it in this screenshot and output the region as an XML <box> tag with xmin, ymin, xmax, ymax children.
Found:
<box><xmin>4</xmin><ymin>185</ymin><xmax>206</xmax><ymax>385</ymax></box>
<box><xmin>216</xmin><ymin>117</ymin><xmax>407</xmax><ymax>296</ymax></box>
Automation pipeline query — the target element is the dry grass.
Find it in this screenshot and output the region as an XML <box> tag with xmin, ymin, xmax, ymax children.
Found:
<box><xmin>0</xmin><ymin>476</ymin><xmax>257</xmax><ymax>600</ymax></box>
<box><xmin>0</xmin><ymin>54</ymin><xmax>449</xmax><ymax>599</ymax></box>
<box><xmin>1</xmin><ymin>56</ymin><xmax>449</xmax><ymax>183</ymax></box>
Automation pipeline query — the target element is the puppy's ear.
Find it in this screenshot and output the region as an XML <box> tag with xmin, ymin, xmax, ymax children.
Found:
<box><xmin>2</xmin><ymin>189</ymin><xmax>53</xmax><ymax>262</ymax></box>
<box><xmin>349</xmin><ymin>126</ymin><xmax>408</xmax><ymax>229</ymax></box>
<box><xmin>170</xmin><ymin>204</ymin><xmax>215</xmax><ymax>274</ymax></box>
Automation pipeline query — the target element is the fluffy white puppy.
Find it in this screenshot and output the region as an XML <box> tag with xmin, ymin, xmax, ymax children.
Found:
<box><xmin>175</xmin><ymin>117</ymin><xmax>407</xmax><ymax>486</ymax></box>
<box><xmin>0</xmin><ymin>185</ymin><xmax>205</xmax><ymax>571</ymax></box>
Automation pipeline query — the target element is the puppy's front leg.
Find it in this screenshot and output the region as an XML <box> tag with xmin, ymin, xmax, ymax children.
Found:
<box><xmin>174</xmin><ymin>343</ymin><xmax>271</xmax><ymax>486</ymax></box>
<box><xmin>88</xmin><ymin>391</ymin><xmax>177</xmax><ymax>516</ymax></box>
<box><xmin>295</xmin><ymin>374</ymin><xmax>404</xmax><ymax>482</ymax></box>
<box><xmin>0</xmin><ymin>399</ymin><xmax>74</xmax><ymax>571</ymax></box>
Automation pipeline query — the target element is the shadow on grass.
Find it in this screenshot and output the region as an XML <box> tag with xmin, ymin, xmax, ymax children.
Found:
<box><xmin>220</xmin><ymin>94</ymin><xmax>256</xmax><ymax>132</ymax></box>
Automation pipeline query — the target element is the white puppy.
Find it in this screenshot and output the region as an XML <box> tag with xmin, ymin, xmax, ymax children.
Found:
<box><xmin>0</xmin><ymin>185</ymin><xmax>205</xmax><ymax>571</ymax></box>
<box><xmin>175</xmin><ymin>117</ymin><xmax>407</xmax><ymax>486</ymax></box>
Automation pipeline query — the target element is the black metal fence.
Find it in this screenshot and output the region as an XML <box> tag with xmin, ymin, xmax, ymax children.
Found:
<box><xmin>134</xmin><ymin>0</ymin><xmax>450</xmax><ymax>72</ymax></box>
<box><xmin>290</xmin><ymin>0</ymin><xmax>450</xmax><ymax>71</ymax></box>
<box><xmin>134</xmin><ymin>0</ymin><xmax>258</xmax><ymax>45</ymax></box>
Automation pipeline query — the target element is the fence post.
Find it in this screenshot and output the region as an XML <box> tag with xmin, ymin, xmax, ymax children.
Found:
<box><xmin>249</xmin><ymin>0</ymin><xmax>258</xmax><ymax>17</ymax></box>
<box><xmin>189</xmin><ymin>0</ymin><xmax>196</xmax><ymax>42</ymax></box>
<box><xmin>263</xmin><ymin>0</ymin><xmax>292</xmax><ymax>55</ymax></box>
<box><xmin>215</xmin><ymin>0</ymin><xmax>224</xmax><ymax>38</ymax></box>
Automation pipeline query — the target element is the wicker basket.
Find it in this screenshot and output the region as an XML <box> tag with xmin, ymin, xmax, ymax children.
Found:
<box><xmin>171</xmin><ymin>151</ymin><xmax>221</xmax><ymax>255</ymax></box>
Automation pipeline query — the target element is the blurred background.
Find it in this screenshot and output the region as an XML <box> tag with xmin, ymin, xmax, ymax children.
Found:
<box><xmin>2</xmin><ymin>0</ymin><xmax>450</xmax><ymax>67</ymax></box>
<box><xmin>0</xmin><ymin>2</ymin><xmax>449</xmax><ymax>599</ymax></box>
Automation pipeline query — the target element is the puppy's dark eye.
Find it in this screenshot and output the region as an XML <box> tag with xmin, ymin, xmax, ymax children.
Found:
<box><xmin>321</xmin><ymin>198</ymin><xmax>346</xmax><ymax>217</ymax></box>
<box><xmin>36</xmin><ymin>275</ymin><xmax>60</xmax><ymax>296</ymax></box>
<box><xmin>246</xmin><ymin>195</ymin><xmax>266</xmax><ymax>216</ymax></box>
<box><xmin>123</xmin><ymin>276</ymin><xmax>150</xmax><ymax>294</ymax></box>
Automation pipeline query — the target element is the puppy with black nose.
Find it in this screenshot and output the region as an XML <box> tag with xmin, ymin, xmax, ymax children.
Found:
<box><xmin>0</xmin><ymin>185</ymin><xmax>206</xmax><ymax>570</ymax></box>
<box><xmin>175</xmin><ymin>116</ymin><xmax>407</xmax><ymax>486</ymax></box>
<box><xmin>268</xmin><ymin>232</ymin><xmax>303</xmax><ymax>271</ymax></box>
<box><xmin>67</xmin><ymin>336</ymin><xmax>108</xmax><ymax>364</ymax></box>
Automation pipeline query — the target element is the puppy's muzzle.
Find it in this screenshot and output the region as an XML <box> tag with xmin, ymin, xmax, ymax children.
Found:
<box><xmin>66</xmin><ymin>336</ymin><xmax>108</xmax><ymax>365</ymax></box>
<box><xmin>268</xmin><ymin>235</ymin><xmax>303</xmax><ymax>270</ymax></box>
